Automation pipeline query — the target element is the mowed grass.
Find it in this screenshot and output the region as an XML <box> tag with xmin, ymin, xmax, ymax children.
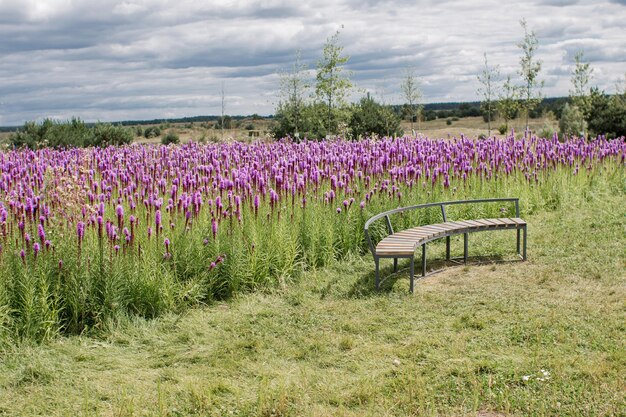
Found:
<box><xmin>0</xmin><ymin>188</ymin><xmax>624</xmax><ymax>416</ymax></box>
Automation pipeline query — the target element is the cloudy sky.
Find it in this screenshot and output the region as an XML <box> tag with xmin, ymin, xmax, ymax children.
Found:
<box><xmin>0</xmin><ymin>0</ymin><xmax>625</xmax><ymax>126</ymax></box>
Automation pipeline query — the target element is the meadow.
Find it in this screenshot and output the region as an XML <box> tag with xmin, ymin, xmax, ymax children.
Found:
<box><xmin>0</xmin><ymin>132</ymin><xmax>624</xmax><ymax>415</ymax></box>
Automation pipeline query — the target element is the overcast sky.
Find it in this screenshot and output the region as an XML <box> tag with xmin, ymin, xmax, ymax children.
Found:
<box><xmin>0</xmin><ymin>0</ymin><xmax>625</xmax><ymax>125</ymax></box>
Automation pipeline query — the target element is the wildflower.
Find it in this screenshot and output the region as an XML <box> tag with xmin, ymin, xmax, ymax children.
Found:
<box><xmin>38</xmin><ymin>224</ymin><xmax>46</xmax><ymax>243</ymax></box>
<box><xmin>212</xmin><ymin>218</ymin><xmax>218</xmax><ymax>239</ymax></box>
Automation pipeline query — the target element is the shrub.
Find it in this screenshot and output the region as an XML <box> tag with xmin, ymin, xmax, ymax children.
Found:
<box><xmin>446</xmin><ymin>119</ymin><xmax>453</xmax><ymax>126</ymax></box>
<box><xmin>10</xmin><ymin>118</ymin><xmax>92</xmax><ymax>149</ymax></box>
<box><xmin>349</xmin><ymin>96</ymin><xmax>402</xmax><ymax>139</ymax></box>
<box><xmin>144</xmin><ymin>126</ymin><xmax>161</xmax><ymax>138</ymax></box>
<box><xmin>498</xmin><ymin>125</ymin><xmax>508</xmax><ymax>135</ymax></box>
<box><xmin>92</xmin><ymin>123</ymin><xmax>134</xmax><ymax>147</ymax></box>
<box><xmin>161</xmin><ymin>132</ymin><xmax>180</xmax><ymax>145</ymax></box>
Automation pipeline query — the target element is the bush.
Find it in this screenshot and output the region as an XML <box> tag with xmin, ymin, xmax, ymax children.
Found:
<box><xmin>10</xmin><ymin>118</ymin><xmax>91</xmax><ymax>149</ymax></box>
<box><xmin>446</xmin><ymin>119</ymin><xmax>453</xmax><ymax>126</ymax></box>
<box><xmin>498</xmin><ymin>125</ymin><xmax>508</xmax><ymax>135</ymax></box>
<box><xmin>349</xmin><ymin>95</ymin><xmax>402</xmax><ymax>139</ymax></box>
<box><xmin>134</xmin><ymin>126</ymin><xmax>143</xmax><ymax>137</ymax></box>
<box><xmin>161</xmin><ymin>132</ymin><xmax>180</xmax><ymax>145</ymax></box>
<box><xmin>92</xmin><ymin>123</ymin><xmax>134</xmax><ymax>147</ymax></box>
<box><xmin>559</xmin><ymin>103</ymin><xmax>585</xmax><ymax>137</ymax></box>
<box><xmin>244</xmin><ymin>123</ymin><xmax>255</xmax><ymax>130</ymax></box>
<box><xmin>144</xmin><ymin>126</ymin><xmax>161</xmax><ymax>138</ymax></box>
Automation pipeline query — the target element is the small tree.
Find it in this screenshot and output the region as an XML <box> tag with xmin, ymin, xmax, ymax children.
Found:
<box><xmin>315</xmin><ymin>31</ymin><xmax>353</xmax><ymax>137</ymax></box>
<box><xmin>277</xmin><ymin>50</ymin><xmax>310</xmax><ymax>139</ymax></box>
<box><xmin>569</xmin><ymin>51</ymin><xmax>593</xmax><ymax>137</ymax></box>
<box><xmin>477</xmin><ymin>53</ymin><xmax>500</xmax><ymax>136</ymax></box>
<box><xmin>559</xmin><ymin>103</ymin><xmax>584</xmax><ymax>137</ymax></box>
<box><xmin>349</xmin><ymin>93</ymin><xmax>402</xmax><ymax>139</ymax></box>
<box><xmin>401</xmin><ymin>67</ymin><xmax>423</xmax><ymax>133</ymax></box>
<box><xmin>517</xmin><ymin>19</ymin><xmax>544</xmax><ymax>131</ymax></box>
<box><xmin>496</xmin><ymin>75</ymin><xmax>520</xmax><ymax>132</ymax></box>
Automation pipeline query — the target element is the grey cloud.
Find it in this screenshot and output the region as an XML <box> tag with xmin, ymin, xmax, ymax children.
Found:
<box><xmin>538</xmin><ymin>0</ymin><xmax>579</xmax><ymax>5</ymax></box>
<box><xmin>0</xmin><ymin>0</ymin><xmax>625</xmax><ymax>125</ymax></box>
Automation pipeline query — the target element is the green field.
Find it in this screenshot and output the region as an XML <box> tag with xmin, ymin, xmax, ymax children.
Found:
<box><xmin>0</xmin><ymin>171</ymin><xmax>623</xmax><ymax>416</ymax></box>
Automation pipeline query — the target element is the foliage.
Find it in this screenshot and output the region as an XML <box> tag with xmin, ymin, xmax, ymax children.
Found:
<box><xmin>276</xmin><ymin>50</ymin><xmax>310</xmax><ymax>139</ymax></box>
<box><xmin>143</xmin><ymin>126</ymin><xmax>161</xmax><ymax>138</ymax></box>
<box><xmin>91</xmin><ymin>123</ymin><xmax>134</xmax><ymax>147</ymax></box>
<box><xmin>401</xmin><ymin>67</ymin><xmax>423</xmax><ymax>132</ymax></box>
<box><xmin>214</xmin><ymin>116</ymin><xmax>233</xmax><ymax>130</ymax></box>
<box><xmin>517</xmin><ymin>19</ymin><xmax>544</xmax><ymax>130</ymax></box>
<box><xmin>587</xmin><ymin>86</ymin><xmax>626</xmax><ymax>138</ymax></box>
<box><xmin>569</xmin><ymin>51</ymin><xmax>593</xmax><ymax>135</ymax></box>
<box><xmin>559</xmin><ymin>103</ymin><xmax>584</xmax><ymax>137</ymax></box>
<box><xmin>477</xmin><ymin>53</ymin><xmax>500</xmax><ymax>135</ymax></box>
<box><xmin>349</xmin><ymin>94</ymin><xmax>402</xmax><ymax>138</ymax></box>
<box><xmin>497</xmin><ymin>75</ymin><xmax>520</xmax><ymax>130</ymax></box>
<box><xmin>161</xmin><ymin>132</ymin><xmax>180</xmax><ymax>145</ymax></box>
<box><xmin>273</xmin><ymin>102</ymin><xmax>328</xmax><ymax>140</ymax></box>
<box><xmin>315</xmin><ymin>31</ymin><xmax>353</xmax><ymax>137</ymax></box>
<box><xmin>9</xmin><ymin>119</ymin><xmax>133</xmax><ymax>149</ymax></box>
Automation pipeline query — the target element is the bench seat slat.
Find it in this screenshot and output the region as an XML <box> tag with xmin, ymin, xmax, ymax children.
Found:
<box><xmin>375</xmin><ymin>217</ymin><xmax>527</xmax><ymax>256</ymax></box>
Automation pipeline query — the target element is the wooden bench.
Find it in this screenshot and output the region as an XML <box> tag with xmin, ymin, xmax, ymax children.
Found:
<box><xmin>364</xmin><ymin>198</ymin><xmax>527</xmax><ymax>293</ymax></box>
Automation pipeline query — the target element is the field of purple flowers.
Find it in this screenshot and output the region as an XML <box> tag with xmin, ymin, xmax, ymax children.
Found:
<box><xmin>0</xmin><ymin>133</ymin><xmax>624</xmax><ymax>343</ymax></box>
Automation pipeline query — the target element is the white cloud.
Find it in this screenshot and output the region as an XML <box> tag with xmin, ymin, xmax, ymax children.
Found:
<box><xmin>0</xmin><ymin>0</ymin><xmax>625</xmax><ymax>125</ymax></box>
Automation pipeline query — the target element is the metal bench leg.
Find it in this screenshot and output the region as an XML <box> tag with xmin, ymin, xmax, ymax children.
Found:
<box><xmin>446</xmin><ymin>236</ymin><xmax>451</xmax><ymax>261</ymax></box>
<box><xmin>393</xmin><ymin>258</ymin><xmax>398</xmax><ymax>272</ymax></box>
<box><xmin>463</xmin><ymin>233</ymin><xmax>468</xmax><ymax>263</ymax></box>
<box><xmin>422</xmin><ymin>244</ymin><xmax>427</xmax><ymax>277</ymax></box>
<box><xmin>523</xmin><ymin>226</ymin><xmax>527</xmax><ymax>261</ymax></box>
<box><xmin>409</xmin><ymin>257</ymin><xmax>415</xmax><ymax>293</ymax></box>
<box><xmin>516</xmin><ymin>229</ymin><xmax>521</xmax><ymax>256</ymax></box>
<box><xmin>375</xmin><ymin>257</ymin><xmax>380</xmax><ymax>290</ymax></box>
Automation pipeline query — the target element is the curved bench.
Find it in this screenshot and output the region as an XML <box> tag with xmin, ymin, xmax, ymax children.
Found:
<box><xmin>364</xmin><ymin>198</ymin><xmax>527</xmax><ymax>293</ymax></box>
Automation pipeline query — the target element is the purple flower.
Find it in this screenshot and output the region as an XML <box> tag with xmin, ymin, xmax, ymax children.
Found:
<box><xmin>38</xmin><ymin>224</ymin><xmax>46</xmax><ymax>243</ymax></box>
<box><xmin>77</xmin><ymin>221</ymin><xmax>85</xmax><ymax>242</ymax></box>
<box><xmin>155</xmin><ymin>210</ymin><xmax>162</xmax><ymax>227</ymax></box>
<box><xmin>212</xmin><ymin>218</ymin><xmax>218</xmax><ymax>239</ymax></box>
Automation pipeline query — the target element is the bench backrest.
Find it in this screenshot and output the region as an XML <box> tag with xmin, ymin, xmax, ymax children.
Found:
<box><xmin>363</xmin><ymin>198</ymin><xmax>520</xmax><ymax>257</ymax></box>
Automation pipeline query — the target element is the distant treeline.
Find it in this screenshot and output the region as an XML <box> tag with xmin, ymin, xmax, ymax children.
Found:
<box><xmin>389</xmin><ymin>97</ymin><xmax>570</xmax><ymax>122</ymax></box>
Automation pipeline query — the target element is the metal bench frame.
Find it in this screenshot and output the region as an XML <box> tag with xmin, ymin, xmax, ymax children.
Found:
<box><xmin>364</xmin><ymin>198</ymin><xmax>527</xmax><ymax>293</ymax></box>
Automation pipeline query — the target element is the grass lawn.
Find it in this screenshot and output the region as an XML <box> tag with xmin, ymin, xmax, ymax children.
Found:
<box><xmin>0</xmin><ymin>188</ymin><xmax>624</xmax><ymax>416</ymax></box>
